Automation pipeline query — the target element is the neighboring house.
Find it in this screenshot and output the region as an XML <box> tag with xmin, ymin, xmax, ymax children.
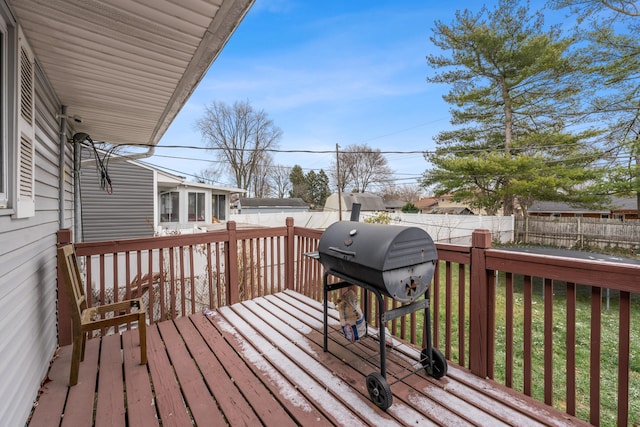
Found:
<box><xmin>430</xmin><ymin>206</ymin><xmax>474</xmax><ymax>215</ymax></box>
<box><xmin>0</xmin><ymin>1</ymin><xmax>253</xmax><ymax>425</ymax></box>
<box><xmin>238</xmin><ymin>197</ymin><xmax>309</xmax><ymax>214</ymax></box>
<box><xmin>156</xmin><ymin>172</ymin><xmax>245</xmax><ymax>233</ymax></box>
<box><xmin>383</xmin><ymin>198</ymin><xmax>406</xmax><ymax>213</ymax></box>
<box><xmin>324</xmin><ymin>192</ymin><xmax>387</xmax><ymax>214</ymax></box>
<box><xmin>528</xmin><ymin>197</ymin><xmax>638</xmax><ymax>220</ymax></box>
<box><xmin>416</xmin><ymin>194</ymin><xmax>477</xmax><ymax>214</ymax></box>
<box><xmin>79</xmin><ymin>152</ymin><xmax>245</xmax><ymax>241</ymax></box>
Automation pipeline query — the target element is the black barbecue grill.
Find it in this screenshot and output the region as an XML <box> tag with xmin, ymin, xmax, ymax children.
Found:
<box><xmin>310</xmin><ymin>221</ymin><xmax>447</xmax><ymax>410</ymax></box>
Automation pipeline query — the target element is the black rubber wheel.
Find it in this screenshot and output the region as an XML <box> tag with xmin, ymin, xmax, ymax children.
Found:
<box><xmin>420</xmin><ymin>347</ymin><xmax>448</xmax><ymax>379</ymax></box>
<box><xmin>365</xmin><ymin>372</ymin><xmax>393</xmax><ymax>410</ymax></box>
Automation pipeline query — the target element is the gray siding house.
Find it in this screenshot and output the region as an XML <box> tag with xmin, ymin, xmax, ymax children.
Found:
<box><xmin>79</xmin><ymin>151</ymin><xmax>244</xmax><ymax>241</ymax></box>
<box><xmin>0</xmin><ymin>1</ymin><xmax>253</xmax><ymax>425</ymax></box>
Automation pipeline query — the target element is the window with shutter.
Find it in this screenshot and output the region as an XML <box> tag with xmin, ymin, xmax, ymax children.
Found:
<box><xmin>14</xmin><ymin>26</ymin><xmax>35</xmax><ymax>218</ymax></box>
<box><xmin>0</xmin><ymin>16</ymin><xmax>8</xmax><ymax>209</ymax></box>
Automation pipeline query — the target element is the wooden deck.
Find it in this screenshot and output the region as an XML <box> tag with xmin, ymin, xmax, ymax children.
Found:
<box><xmin>28</xmin><ymin>290</ymin><xmax>589</xmax><ymax>426</ymax></box>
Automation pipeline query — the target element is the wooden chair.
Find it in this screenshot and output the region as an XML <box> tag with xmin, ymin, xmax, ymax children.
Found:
<box><xmin>57</xmin><ymin>244</ymin><xmax>147</xmax><ymax>386</ymax></box>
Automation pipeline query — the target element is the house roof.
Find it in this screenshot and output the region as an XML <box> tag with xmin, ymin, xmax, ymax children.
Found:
<box><xmin>528</xmin><ymin>197</ymin><xmax>638</xmax><ymax>214</ymax></box>
<box><xmin>415</xmin><ymin>197</ymin><xmax>438</xmax><ymax>210</ymax></box>
<box><xmin>324</xmin><ymin>192</ymin><xmax>386</xmax><ymax>212</ymax></box>
<box><xmin>240</xmin><ymin>198</ymin><xmax>309</xmax><ymax>208</ymax></box>
<box><xmin>9</xmin><ymin>0</ymin><xmax>253</xmax><ymax>150</ymax></box>
<box><xmin>429</xmin><ymin>206</ymin><xmax>474</xmax><ymax>215</ymax></box>
<box><xmin>383</xmin><ymin>198</ymin><xmax>405</xmax><ymax>209</ymax></box>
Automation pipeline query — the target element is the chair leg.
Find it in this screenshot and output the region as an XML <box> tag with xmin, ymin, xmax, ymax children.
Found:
<box><xmin>70</xmin><ymin>331</ymin><xmax>83</xmax><ymax>386</ymax></box>
<box><xmin>139</xmin><ymin>313</ymin><xmax>147</xmax><ymax>365</ymax></box>
<box><xmin>80</xmin><ymin>331</ymin><xmax>87</xmax><ymax>362</ymax></box>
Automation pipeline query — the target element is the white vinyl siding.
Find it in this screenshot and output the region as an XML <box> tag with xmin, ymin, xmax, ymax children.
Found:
<box><xmin>0</xmin><ymin>27</ymin><xmax>68</xmax><ymax>427</ymax></box>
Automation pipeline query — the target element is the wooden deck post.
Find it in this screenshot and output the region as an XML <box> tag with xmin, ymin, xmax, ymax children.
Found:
<box><xmin>226</xmin><ymin>221</ymin><xmax>239</xmax><ymax>305</ymax></box>
<box><xmin>57</xmin><ymin>229</ymin><xmax>73</xmax><ymax>346</ymax></box>
<box><xmin>285</xmin><ymin>217</ymin><xmax>295</xmax><ymax>291</ymax></box>
<box><xmin>469</xmin><ymin>229</ymin><xmax>492</xmax><ymax>378</ymax></box>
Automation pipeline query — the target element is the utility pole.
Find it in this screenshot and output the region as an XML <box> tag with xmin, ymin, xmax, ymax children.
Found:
<box><xmin>336</xmin><ymin>143</ymin><xmax>342</xmax><ymax>221</ymax></box>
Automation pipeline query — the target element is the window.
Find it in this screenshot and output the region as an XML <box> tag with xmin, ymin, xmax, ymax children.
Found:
<box><xmin>0</xmin><ymin>10</ymin><xmax>12</xmax><ymax>211</ymax></box>
<box><xmin>212</xmin><ymin>194</ymin><xmax>226</xmax><ymax>221</ymax></box>
<box><xmin>160</xmin><ymin>192</ymin><xmax>179</xmax><ymax>222</ymax></box>
<box><xmin>188</xmin><ymin>192</ymin><xmax>205</xmax><ymax>222</ymax></box>
<box><xmin>0</xmin><ymin>20</ymin><xmax>6</xmax><ymax>209</ymax></box>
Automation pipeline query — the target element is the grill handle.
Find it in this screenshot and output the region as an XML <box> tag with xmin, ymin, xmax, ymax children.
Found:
<box><xmin>328</xmin><ymin>247</ymin><xmax>356</xmax><ymax>257</ymax></box>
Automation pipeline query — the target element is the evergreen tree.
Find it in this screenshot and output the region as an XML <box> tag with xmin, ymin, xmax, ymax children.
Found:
<box><xmin>423</xmin><ymin>0</ymin><xmax>603</xmax><ymax>215</ymax></box>
<box><xmin>307</xmin><ymin>169</ymin><xmax>331</xmax><ymax>209</ymax></box>
<box><xmin>289</xmin><ymin>165</ymin><xmax>308</xmax><ymax>200</ymax></box>
<box><xmin>550</xmin><ymin>0</ymin><xmax>640</xmax><ymax>211</ymax></box>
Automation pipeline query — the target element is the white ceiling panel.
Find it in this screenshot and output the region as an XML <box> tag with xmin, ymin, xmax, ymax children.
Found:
<box><xmin>8</xmin><ymin>0</ymin><xmax>253</xmax><ymax>147</ymax></box>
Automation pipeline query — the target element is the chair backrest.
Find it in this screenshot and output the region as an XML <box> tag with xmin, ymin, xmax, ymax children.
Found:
<box><xmin>58</xmin><ymin>244</ymin><xmax>88</xmax><ymax>327</ymax></box>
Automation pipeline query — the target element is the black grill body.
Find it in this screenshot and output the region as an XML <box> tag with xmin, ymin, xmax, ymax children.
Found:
<box><xmin>310</xmin><ymin>221</ymin><xmax>447</xmax><ymax>410</ymax></box>
<box><xmin>317</xmin><ymin>221</ymin><xmax>437</xmax><ymax>303</ymax></box>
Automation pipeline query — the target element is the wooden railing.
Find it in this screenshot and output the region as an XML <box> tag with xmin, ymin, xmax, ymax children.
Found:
<box><xmin>56</xmin><ymin>220</ymin><xmax>638</xmax><ymax>426</ymax></box>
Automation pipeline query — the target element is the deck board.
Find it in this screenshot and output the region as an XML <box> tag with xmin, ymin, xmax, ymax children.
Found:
<box><xmin>28</xmin><ymin>290</ymin><xmax>590</xmax><ymax>427</ymax></box>
<box><xmin>122</xmin><ymin>330</ymin><xmax>158</xmax><ymax>427</ymax></box>
<box><xmin>95</xmin><ymin>333</ymin><xmax>126</xmax><ymax>426</ymax></box>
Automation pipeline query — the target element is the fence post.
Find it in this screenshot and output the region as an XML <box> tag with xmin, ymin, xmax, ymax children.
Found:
<box><xmin>469</xmin><ymin>229</ymin><xmax>492</xmax><ymax>378</ymax></box>
<box><xmin>285</xmin><ymin>217</ymin><xmax>295</xmax><ymax>291</ymax></box>
<box><xmin>57</xmin><ymin>229</ymin><xmax>73</xmax><ymax>346</ymax></box>
<box><xmin>226</xmin><ymin>221</ymin><xmax>239</xmax><ymax>305</ymax></box>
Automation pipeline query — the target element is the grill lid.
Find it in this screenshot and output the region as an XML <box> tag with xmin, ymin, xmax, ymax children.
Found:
<box><xmin>318</xmin><ymin>221</ymin><xmax>437</xmax><ymax>272</ymax></box>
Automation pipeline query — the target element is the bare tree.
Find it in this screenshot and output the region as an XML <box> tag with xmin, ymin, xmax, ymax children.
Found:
<box><xmin>380</xmin><ymin>184</ymin><xmax>423</xmax><ymax>203</ymax></box>
<box><xmin>196</xmin><ymin>100</ymin><xmax>282</xmax><ymax>193</ymax></box>
<box><xmin>250</xmin><ymin>151</ymin><xmax>274</xmax><ymax>198</ymax></box>
<box><xmin>331</xmin><ymin>144</ymin><xmax>393</xmax><ymax>193</ymax></box>
<box><xmin>195</xmin><ymin>166</ymin><xmax>224</xmax><ymax>185</ymax></box>
<box><xmin>270</xmin><ymin>165</ymin><xmax>292</xmax><ymax>198</ymax></box>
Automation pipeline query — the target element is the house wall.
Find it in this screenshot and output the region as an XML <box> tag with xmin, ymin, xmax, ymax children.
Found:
<box><xmin>80</xmin><ymin>152</ymin><xmax>154</xmax><ymax>241</ymax></box>
<box><xmin>0</xmin><ymin>65</ymin><xmax>71</xmax><ymax>425</ymax></box>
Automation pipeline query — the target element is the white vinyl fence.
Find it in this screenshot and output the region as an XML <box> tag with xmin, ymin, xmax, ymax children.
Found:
<box><xmin>230</xmin><ymin>211</ymin><xmax>514</xmax><ymax>245</ymax></box>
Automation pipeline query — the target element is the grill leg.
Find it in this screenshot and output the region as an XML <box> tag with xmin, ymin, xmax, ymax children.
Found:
<box><xmin>374</xmin><ymin>290</ymin><xmax>386</xmax><ymax>378</ymax></box>
<box><xmin>323</xmin><ymin>273</ymin><xmax>329</xmax><ymax>352</ymax></box>
<box><xmin>424</xmin><ymin>297</ymin><xmax>433</xmax><ymax>372</ymax></box>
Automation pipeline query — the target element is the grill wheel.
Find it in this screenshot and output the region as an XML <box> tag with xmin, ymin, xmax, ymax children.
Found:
<box><xmin>421</xmin><ymin>347</ymin><xmax>448</xmax><ymax>379</ymax></box>
<box><xmin>366</xmin><ymin>372</ymin><xmax>393</xmax><ymax>410</ymax></box>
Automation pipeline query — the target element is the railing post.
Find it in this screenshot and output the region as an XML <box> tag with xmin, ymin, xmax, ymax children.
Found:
<box><xmin>226</xmin><ymin>221</ymin><xmax>239</xmax><ymax>305</ymax></box>
<box><xmin>57</xmin><ymin>229</ymin><xmax>73</xmax><ymax>346</ymax></box>
<box><xmin>285</xmin><ymin>217</ymin><xmax>295</xmax><ymax>291</ymax></box>
<box><xmin>469</xmin><ymin>229</ymin><xmax>492</xmax><ymax>378</ymax></box>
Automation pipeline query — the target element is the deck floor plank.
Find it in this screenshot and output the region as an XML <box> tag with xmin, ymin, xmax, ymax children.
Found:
<box><xmin>122</xmin><ymin>330</ymin><xmax>159</xmax><ymax>427</ymax></box>
<box><xmin>29</xmin><ymin>291</ymin><xmax>591</xmax><ymax>427</ymax></box>
<box><xmin>173</xmin><ymin>315</ymin><xmax>264</xmax><ymax>427</ymax></box>
<box><xmin>251</xmin><ymin>295</ymin><xmax>471</xmax><ymax>427</ymax></box>
<box><xmin>95</xmin><ymin>333</ymin><xmax>126</xmax><ymax>427</ymax></box>
<box><xmin>214</xmin><ymin>305</ymin><xmax>371</xmax><ymax>426</ymax></box>
<box><xmin>27</xmin><ymin>346</ymin><xmax>70</xmax><ymax>427</ymax></box>
<box><xmin>196</xmin><ymin>310</ymin><xmax>335</xmax><ymax>426</ymax></box>
<box><xmin>157</xmin><ymin>320</ymin><xmax>227</xmax><ymax>426</ymax></box>
<box><xmin>191</xmin><ymin>313</ymin><xmax>322</xmax><ymax>427</ymax></box>
<box><xmin>61</xmin><ymin>338</ymin><xmax>101</xmax><ymax>427</ymax></box>
<box><xmin>146</xmin><ymin>325</ymin><xmax>193</xmax><ymax>427</ymax></box>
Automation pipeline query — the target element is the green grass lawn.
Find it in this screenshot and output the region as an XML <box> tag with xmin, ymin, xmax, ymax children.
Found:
<box><xmin>386</xmin><ymin>263</ymin><xmax>640</xmax><ymax>426</ymax></box>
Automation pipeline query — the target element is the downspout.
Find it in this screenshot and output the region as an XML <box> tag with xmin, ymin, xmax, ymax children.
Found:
<box><xmin>58</xmin><ymin>105</ymin><xmax>67</xmax><ymax>229</ymax></box>
<box><xmin>74</xmin><ymin>130</ymin><xmax>81</xmax><ymax>242</ymax></box>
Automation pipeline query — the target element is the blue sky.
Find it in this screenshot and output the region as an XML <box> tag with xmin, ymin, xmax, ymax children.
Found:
<box><xmin>147</xmin><ymin>0</ymin><xmax>556</xmax><ymax>192</ymax></box>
